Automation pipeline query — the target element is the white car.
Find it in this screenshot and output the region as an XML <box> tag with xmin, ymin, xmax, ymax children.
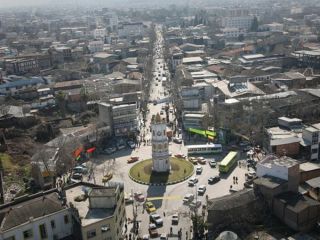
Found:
<box><xmin>188</xmin><ymin>177</ymin><xmax>198</xmax><ymax>187</ymax></box>
<box><xmin>183</xmin><ymin>193</ymin><xmax>194</xmax><ymax>204</ymax></box>
<box><xmin>127</xmin><ymin>140</ymin><xmax>135</xmax><ymax>149</ymax></box>
<box><xmin>150</xmin><ymin>213</ymin><xmax>163</xmax><ymax>225</ymax></box>
<box><xmin>198</xmin><ymin>185</ymin><xmax>206</xmax><ymax>195</ymax></box>
<box><xmin>190</xmin><ymin>199</ymin><xmax>202</xmax><ymax>209</ymax></box>
<box><xmin>171</xmin><ymin>214</ymin><xmax>179</xmax><ymax>224</ymax></box>
<box><xmin>160</xmin><ymin>234</ymin><xmax>167</xmax><ymax>240</ymax></box>
<box><xmin>196</xmin><ymin>166</ymin><xmax>203</xmax><ymax>174</ymax></box>
<box><xmin>209</xmin><ymin>159</ymin><xmax>217</xmax><ymax>168</ymax></box>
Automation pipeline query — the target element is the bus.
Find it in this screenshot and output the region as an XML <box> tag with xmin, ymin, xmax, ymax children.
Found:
<box><xmin>219</xmin><ymin>151</ymin><xmax>238</xmax><ymax>173</ymax></box>
<box><xmin>186</xmin><ymin>144</ymin><xmax>223</xmax><ymax>155</ymax></box>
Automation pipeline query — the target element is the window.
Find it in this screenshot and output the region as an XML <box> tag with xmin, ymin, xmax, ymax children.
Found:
<box><xmin>23</xmin><ymin>229</ymin><xmax>33</xmax><ymax>239</ymax></box>
<box><xmin>51</xmin><ymin>220</ymin><xmax>56</xmax><ymax>229</ymax></box>
<box><xmin>101</xmin><ymin>224</ymin><xmax>110</xmax><ymax>233</ymax></box>
<box><xmin>87</xmin><ymin>230</ymin><xmax>97</xmax><ymax>239</ymax></box>
<box><xmin>39</xmin><ymin>224</ymin><xmax>47</xmax><ymax>239</ymax></box>
<box><xmin>312</xmin><ymin>149</ymin><xmax>318</xmax><ymax>154</ymax></box>
<box><xmin>64</xmin><ymin>215</ymin><xmax>69</xmax><ymax>224</ymax></box>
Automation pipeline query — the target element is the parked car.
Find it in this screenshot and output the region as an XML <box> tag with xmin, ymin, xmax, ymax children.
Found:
<box><xmin>196</xmin><ymin>166</ymin><xmax>203</xmax><ymax>174</ymax></box>
<box><xmin>160</xmin><ymin>110</ymin><xmax>164</xmax><ymax>115</ymax></box>
<box><xmin>197</xmin><ymin>185</ymin><xmax>206</xmax><ymax>195</ymax></box>
<box><xmin>188</xmin><ymin>157</ymin><xmax>198</xmax><ymax>165</ymax></box>
<box><xmin>145</xmin><ymin>202</ymin><xmax>156</xmax><ymax>213</ymax></box>
<box><xmin>171</xmin><ymin>214</ymin><xmax>179</xmax><ymax>224</ymax></box>
<box><xmin>71</xmin><ymin>173</ymin><xmax>82</xmax><ymax>183</ymax></box>
<box><xmin>208</xmin><ymin>176</ymin><xmax>221</xmax><ymax>184</ymax></box>
<box><xmin>104</xmin><ymin>147</ymin><xmax>117</xmax><ymax>155</ymax></box>
<box><xmin>142</xmin><ymin>234</ymin><xmax>150</xmax><ymax>240</ymax></box>
<box><xmin>183</xmin><ymin>193</ymin><xmax>194</xmax><ymax>204</ymax></box>
<box><xmin>127</xmin><ymin>140</ymin><xmax>135</xmax><ymax>149</ymax></box>
<box><xmin>134</xmin><ymin>192</ymin><xmax>145</xmax><ymax>202</ymax></box>
<box><xmin>73</xmin><ymin>165</ymin><xmax>88</xmax><ymax>174</ymax></box>
<box><xmin>209</xmin><ymin>159</ymin><xmax>217</xmax><ymax>168</ymax></box>
<box><xmin>197</xmin><ymin>157</ymin><xmax>206</xmax><ymax>165</ymax></box>
<box><xmin>173</xmin><ymin>137</ymin><xmax>182</xmax><ymax>144</ymax></box>
<box><xmin>124</xmin><ymin>193</ymin><xmax>134</xmax><ymax>204</ymax></box>
<box><xmin>148</xmin><ymin>224</ymin><xmax>158</xmax><ymax>238</ymax></box>
<box><xmin>160</xmin><ymin>234</ymin><xmax>167</xmax><ymax>240</ymax></box>
<box><xmin>150</xmin><ymin>213</ymin><xmax>163</xmax><ymax>226</ymax></box>
<box><xmin>188</xmin><ymin>177</ymin><xmax>198</xmax><ymax>186</ymax></box>
<box><xmin>116</xmin><ymin>142</ymin><xmax>126</xmax><ymax>150</ymax></box>
<box><xmin>174</xmin><ymin>153</ymin><xmax>185</xmax><ymax>159</ymax></box>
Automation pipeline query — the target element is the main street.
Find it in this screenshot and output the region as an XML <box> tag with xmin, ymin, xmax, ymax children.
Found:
<box><xmin>91</xmin><ymin>25</ymin><xmax>249</xmax><ymax>239</ymax></box>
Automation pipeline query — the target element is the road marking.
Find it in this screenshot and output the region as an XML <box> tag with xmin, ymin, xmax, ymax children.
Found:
<box><xmin>146</xmin><ymin>195</ymin><xmax>182</xmax><ymax>201</ymax></box>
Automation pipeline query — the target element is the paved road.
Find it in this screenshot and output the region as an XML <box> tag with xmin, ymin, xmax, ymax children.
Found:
<box><xmin>90</xmin><ymin>25</ymin><xmax>251</xmax><ymax>239</ymax></box>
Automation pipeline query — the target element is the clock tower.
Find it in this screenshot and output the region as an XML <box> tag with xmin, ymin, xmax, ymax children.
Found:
<box><xmin>151</xmin><ymin>113</ymin><xmax>170</xmax><ymax>172</ymax></box>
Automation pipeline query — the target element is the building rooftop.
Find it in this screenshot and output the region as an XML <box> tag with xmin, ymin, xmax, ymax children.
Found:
<box><xmin>254</xmin><ymin>175</ymin><xmax>287</xmax><ymax>189</ymax></box>
<box><xmin>300</xmin><ymin>162</ymin><xmax>320</xmax><ymax>172</ymax></box>
<box><xmin>275</xmin><ymin>192</ymin><xmax>320</xmax><ymax>213</ymax></box>
<box><xmin>65</xmin><ymin>185</ymin><xmax>115</xmax><ymax>227</ymax></box>
<box><xmin>182</xmin><ymin>57</ymin><xmax>203</xmax><ymax>64</ymax></box>
<box><xmin>259</xmin><ymin>155</ymin><xmax>299</xmax><ymax>168</ymax></box>
<box><xmin>0</xmin><ymin>192</ymin><xmax>66</xmax><ymax>231</ymax></box>
<box><xmin>306</xmin><ymin>177</ymin><xmax>320</xmax><ymax>189</ymax></box>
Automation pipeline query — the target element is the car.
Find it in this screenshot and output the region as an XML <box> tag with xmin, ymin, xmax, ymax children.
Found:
<box><xmin>124</xmin><ymin>193</ymin><xmax>134</xmax><ymax>204</ymax></box>
<box><xmin>173</xmin><ymin>137</ymin><xmax>182</xmax><ymax>144</ymax></box>
<box><xmin>209</xmin><ymin>159</ymin><xmax>217</xmax><ymax>168</ymax></box>
<box><xmin>160</xmin><ymin>234</ymin><xmax>167</xmax><ymax>240</ymax></box>
<box><xmin>127</xmin><ymin>140</ymin><xmax>135</xmax><ymax>149</ymax></box>
<box><xmin>196</xmin><ymin>166</ymin><xmax>203</xmax><ymax>174</ymax></box>
<box><xmin>142</xmin><ymin>234</ymin><xmax>150</xmax><ymax>240</ymax></box>
<box><xmin>197</xmin><ymin>157</ymin><xmax>206</xmax><ymax>165</ymax></box>
<box><xmin>103</xmin><ymin>147</ymin><xmax>116</xmax><ymax>155</ymax></box>
<box><xmin>160</xmin><ymin>110</ymin><xmax>164</xmax><ymax>115</ymax></box>
<box><xmin>153</xmin><ymin>100</ymin><xmax>157</xmax><ymax>105</ymax></box>
<box><xmin>197</xmin><ymin>185</ymin><xmax>206</xmax><ymax>195</ymax></box>
<box><xmin>208</xmin><ymin>176</ymin><xmax>221</xmax><ymax>184</ymax></box>
<box><xmin>188</xmin><ymin>177</ymin><xmax>198</xmax><ymax>186</ymax></box>
<box><xmin>183</xmin><ymin>193</ymin><xmax>194</xmax><ymax>204</ymax></box>
<box><xmin>134</xmin><ymin>192</ymin><xmax>145</xmax><ymax>202</ymax></box>
<box><xmin>127</xmin><ymin>157</ymin><xmax>139</xmax><ymax>164</ymax></box>
<box><xmin>102</xmin><ymin>172</ymin><xmax>113</xmax><ymax>183</ymax></box>
<box><xmin>71</xmin><ymin>173</ymin><xmax>82</xmax><ymax>183</ymax></box>
<box><xmin>161</xmin><ymin>105</ymin><xmax>165</xmax><ymax>110</ymax></box>
<box><xmin>148</xmin><ymin>224</ymin><xmax>158</xmax><ymax>238</ymax></box>
<box><xmin>169</xmin><ymin>108</ymin><xmax>173</xmax><ymax>113</ymax></box>
<box><xmin>116</xmin><ymin>143</ymin><xmax>126</xmax><ymax>150</ymax></box>
<box><xmin>188</xmin><ymin>157</ymin><xmax>198</xmax><ymax>165</ymax></box>
<box><xmin>73</xmin><ymin>165</ymin><xmax>88</xmax><ymax>174</ymax></box>
<box><xmin>150</xmin><ymin>213</ymin><xmax>163</xmax><ymax>225</ymax></box>
<box><xmin>155</xmin><ymin>83</ymin><xmax>159</xmax><ymax>86</ymax></box>
<box><xmin>239</xmin><ymin>141</ymin><xmax>250</xmax><ymax>147</ymax></box>
<box><xmin>174</xmin><ymin>153</ymin><xmax>185</xmax><ymax>159</ymax></box>
<box><xmin>145</xmin><ymin>201</ymin><xmax>156</xmax><ymax>213</ymax></box>
<box><xmin>171</xmin><ymin>214</ymin><xmax>179</xmax><ymax>224</ymax></box>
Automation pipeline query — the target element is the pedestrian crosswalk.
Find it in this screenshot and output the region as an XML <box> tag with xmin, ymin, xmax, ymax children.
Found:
<box><xmin>146</xmin><ymin>195</ymin><xmax>182</xmax><ymax>201</ymax></box>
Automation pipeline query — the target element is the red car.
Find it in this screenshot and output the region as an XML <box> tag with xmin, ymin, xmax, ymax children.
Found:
<box><xmin>134</xmin><ymin>192</ymin><xmax>145</xmax><ymax>202</ymax></box>
<box><xmin>127</xmin><ymin>156</ymin><xmax>139</xmax><ymax>164</ymax></box>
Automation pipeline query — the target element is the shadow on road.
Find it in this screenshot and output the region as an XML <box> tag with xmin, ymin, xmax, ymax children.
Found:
<box><xmin>146</xmin><ymin>171</ymin><xmax>169</xmax><ymax>209</ymax></box>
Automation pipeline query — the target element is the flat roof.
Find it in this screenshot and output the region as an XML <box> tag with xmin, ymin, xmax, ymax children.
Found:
<box><xmin>254</xmin><ymin>176</ymin><xmax>287</xmax><ymax>189</ymax></box>
<box><xmin>300</xmin><ymin>162</ymin><xmax>320</xmax><ymax>172</ymax></box>
<box><xmin>186</xmin><ymin>144</ymin><xmax>222</xmax><ymax>149</ymax></box>
<box><xmin>182</xmin><ymin>57</ymin><xmax>203</xmax><ymax>64</ymax></box>
<box><xmin>242</xmin><ymin>54</ymin><xmax>265</xmax><ymax>60</ymax></box>
<box><xmin>65</xmin><ymin>185</ymin><xmax>115</xmax><ymax>227</ymax></box>
<box><xmin>259</xmin><ymin>155</ymin><xmax>299</xmax><ymax>168</ymax></box>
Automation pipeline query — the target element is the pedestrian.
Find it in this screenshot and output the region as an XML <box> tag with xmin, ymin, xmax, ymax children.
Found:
<box><xmin>236</xmin><ymin>176</ymin><xmax>238</xmax><ymax>184</ymax></box>
<box><xmin>233</xmin><ymin>176</ymin><xmax>235</xmax><ymax>184</ymax></box>
<box><xmin>163</xmin><ymin>211</ymin><xmax>166</xmax><ymax>217</ymax></box>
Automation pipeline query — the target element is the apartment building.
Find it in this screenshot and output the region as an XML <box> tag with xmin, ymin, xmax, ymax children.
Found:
<box><xmin>112</xmin><ymin>103</ymin><xmax>138</xmax><ymax>137</ymax></box>
<box><xmin>65</xmin><ymin>183</ymin><xmax>125</xmax><ymax>240</ymax></box>
<box><xmin>302</xmin><ymin>123</ymin><xmax>320</xmax><ymax>161</ymax></box>
<box><xmin>4</xmin><ymin>58</ymin><xmax>39</xmax><ymax>75</ymax></box>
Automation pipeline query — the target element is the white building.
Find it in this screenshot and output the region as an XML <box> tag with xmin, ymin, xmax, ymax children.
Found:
<box><xmin>93</xmin><ymin>28</ymin><xmax>106</xmax><ymax>40</ymax></box>
<box><xmin>256</xmin><ymin>155</ymin><xmax>299</xmax><ymax>181</ymax></box>
<box><xmin>222</xmin><ymin>27</ymin><xmax>247</xmax><ymax>38</ymax></box>
<box><xmin>151</xmin><ymin>113</ymin><xmax>170</xmax><ymax>172</ymax></box>
<box><xmin>221</xmin><ymin>16</ymin><xmax>254</xmax><ymax>30</ymax></box>
<box><xmin>88</xmin><ymin>40</ymin><xmax>104</xmax><ymax>53</ymax></box>
<box><xmin>118</xmin><ymin>22</ymin><xmax>145</xmax><ymax>38</ymax></box>
<box><xmin>0</xmin><ymin>192</ymin><xmax>73</xmax><ymax>240</ymax></box>
<box><xmin>302</xmin><ymin>123</ymin><xmax>320</xmax><ymax>161</ymax></box>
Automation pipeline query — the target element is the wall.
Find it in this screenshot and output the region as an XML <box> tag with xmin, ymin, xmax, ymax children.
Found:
<box><xmin>256</xmin><ymin>162</ymin><xmax>289</xmax><ymax>180</ymax></box>
<box><xmin>274</xmin><ymin>142</ymin><xmax>300</xmax><ymax>157</ymax></box>
<box><xmin>1</xmin><ymin>209</ymin><xmax>72</xmax><ymax>240</ymax></box>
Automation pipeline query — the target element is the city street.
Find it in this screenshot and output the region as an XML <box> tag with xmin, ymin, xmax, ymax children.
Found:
<box><xmin>91</xmin><ymin>25</ymin><xmax>249</xmax><ymax>239</ymax></box>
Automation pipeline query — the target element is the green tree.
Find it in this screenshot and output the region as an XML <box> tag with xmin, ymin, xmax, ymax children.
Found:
<box><xmin>55</xmin><ymin>91</ymin><xmax>66</xmax><ymax>117</ymax></box>
<box><xmin>250</xmin><ymin>16</ymin><xmax>259</xmax><ymax>32</ymax></box>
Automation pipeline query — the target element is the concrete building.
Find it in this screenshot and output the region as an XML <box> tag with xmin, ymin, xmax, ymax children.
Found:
<box><xmin>301</xmin><ymin>123</ymin><xmax>320</xmax><ymax>161</ymax></box>
<box><xmin>112</xmin><ymin>103</ymin><xmax>138</xmax><ymax>137</ymax></box>
<box><xmin>4</xmin><ymin>58</ymin><xmax>39</xmax><ymax>75</ymax></box>
<box><xmin>221</xmin><ymin>27</ymin><xmax>246</xmax><ymax>38</ymax></box>
<box><xmin>88</xmin><ymin>40</ymin><xmax>104</xmax><ymax>53</ymax></box>
<box><xmin>118</xmin><ymin>22</ymin><xmax>145</xmax><ymax>38</ymax></box>
<box><xmin>221</xmin><ymin>15</ymin><xmax>254</xmax><ymax>30</ymax></box>
<box><xmin>151</xmin><ymin>113</ymin><xmax>170</xmax><ymax>172</ymax></box>
<box><xmin>93</xmin><ymin>28</ymin><xmax>106</xmax><ymax>40</ymax></box>
<box><xmin>65</xmin><ymin>183</ymin><xmax>125</xmax><ymax>240</ymax></box>
<box><xmin>0</xmin><ymin>77</ymin><xmax>46</xmax><ymax>97</ymax></box>
<box><xmin>0</xmin><ymin>190</ymin><xmax>73</xmax><ymax>240</ymax></box>
<box><xmin>182</xmin><ymin>112</ymin><xmax>206</xmax><ymax>130</ymax></box>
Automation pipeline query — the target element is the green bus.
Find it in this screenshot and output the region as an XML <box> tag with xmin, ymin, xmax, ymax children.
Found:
<box><xmin>219</xmin><ymin>151</ymin><xmax>238</xmax><ymax>173</ymax></box>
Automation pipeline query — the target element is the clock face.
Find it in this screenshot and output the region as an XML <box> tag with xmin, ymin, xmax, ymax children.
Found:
<box><xmin>157</xmin><ymin>131</ymin><xmax>161</xmax><ymax>136</ymax></box>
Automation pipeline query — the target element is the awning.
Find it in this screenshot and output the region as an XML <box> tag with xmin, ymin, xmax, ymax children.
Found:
<box><xmin>73</xmin><ymin>147</ymin><xmax>83</xmax><ymax>157</ymax></box>
<box><xmin>86</xmin><ymin>147</ymin><xmax>96</xmax><ymax>153</ymax></box>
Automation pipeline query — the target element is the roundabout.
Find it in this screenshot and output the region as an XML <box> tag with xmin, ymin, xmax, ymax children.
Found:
<box><xmin>129</xmin><ymin>157</ymin><xmax>194</xmax><ymax>185</ymax></box>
